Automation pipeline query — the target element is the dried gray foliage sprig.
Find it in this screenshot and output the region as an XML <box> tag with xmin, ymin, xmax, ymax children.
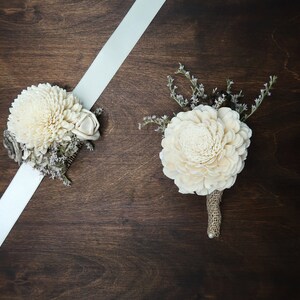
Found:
<box><xmin>141</xmin><ymin>63</ymin><xmax>277</xmax><ymax>131</ymax></box>
<box><xmin>140</xmin><ymin>63</ymin><xmax>277</xmax><ymax>238</ymax></box>
<box><xmin>242</xmin><ymin>76</ymin><xmax>277</xmax><ymax>121</ymax></box>
<box><xmin>3</xmin><ymin>83</ymin><xmax>103</xmax><ymax>186</ymax></box>
<box><xmin>139</xmin><ymin>115</ymin><xmax>170</xmax><ymax>135</ymax></box>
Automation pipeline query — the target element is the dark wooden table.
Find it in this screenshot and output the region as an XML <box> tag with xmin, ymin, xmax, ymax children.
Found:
<box><xmin>0</xmin><ymin>1</ymin><xmax>299</xmax><ymax>299</ymax></box>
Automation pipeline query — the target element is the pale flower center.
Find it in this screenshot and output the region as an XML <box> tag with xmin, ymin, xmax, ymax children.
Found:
<box><xmin>179</xmin><ymin>123</ymin><xmax>221</xmax><ymax>164</ymax></box>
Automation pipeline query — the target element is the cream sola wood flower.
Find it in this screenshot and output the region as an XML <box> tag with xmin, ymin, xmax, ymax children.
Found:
<box><xmin>160</xmin><ymin>105</ymin><xmax>252</xmax><ymax>196</ymax></box>
<box><xmin>4</xmin><ymin>83</ymin><xmax>102</xmax><ymax>185</ymax></box>
<box><xmin>140</xmin><ymin>63</ymin><xmax>277</xmax><ymax>238</ymax></box>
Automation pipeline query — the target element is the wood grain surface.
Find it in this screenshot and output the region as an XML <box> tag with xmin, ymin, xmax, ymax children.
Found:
<box><xmin>0</xmin><ymin>0</ymin><xmax>299</xmax><ymax>299</ymax></box>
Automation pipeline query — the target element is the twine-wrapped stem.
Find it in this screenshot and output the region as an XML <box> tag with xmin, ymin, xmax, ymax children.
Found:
<box><xmin>206</xmin><ymin>190</ymin><xmax>223</xmax><ymax>238</ymax></box>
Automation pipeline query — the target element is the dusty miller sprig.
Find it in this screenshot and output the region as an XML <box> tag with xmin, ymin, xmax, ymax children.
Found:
<box><xmin>24</xmin><ymin>135</ymin><xmax>92</xmax><ymax>186</ymax></box>
<box><xmin>167</xmin><ymin>75</ymin><xmax>189</xmax><ymax>108</ymax></box>
<box><xmin>175</xmin><ymin>62</ymin><xmax>208</xmax><ymax>107</ymax></box>
<box><xmin>167</xmin><ymin>63</ymin><xmax>209</xmax><ymax>109</ymax></box>
<box><xmin>140</xmin><ymin>63</ymin><xmax>277</xmax><ymax>135</ymax></box>
<box><xmin>139</xmin><ymin>115</ymin><xmax>170</xmax><ymax>135</ymax></box>
<box><xmin>241</xmin><ymin>75</ymin><xmax>277</xmax><ymax>121</ymax></box>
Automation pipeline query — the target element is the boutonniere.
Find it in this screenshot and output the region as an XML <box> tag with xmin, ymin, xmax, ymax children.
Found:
<box><xmin>140</xmin><ymin>63</ymin><xmax>277</xmax><ymax>238</ymax></box>
<box><xmin>3</xmin><ymin>83</ymin><xmax>102</xmax><ymax>186</ymax></box>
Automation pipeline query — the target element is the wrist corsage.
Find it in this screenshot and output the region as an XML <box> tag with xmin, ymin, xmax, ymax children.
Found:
<box><xmin>140</xmin><ymin>63</ymin><xmax>277</xmax><ymax>238</ymax></box>
<box><xmin>3</xmin><ymin>83</ymin><xmax>102</xmax><ymax>186</ymax></box>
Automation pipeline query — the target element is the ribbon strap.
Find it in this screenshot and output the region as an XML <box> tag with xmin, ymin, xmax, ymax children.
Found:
<box><xmin>0</xmin><ymin>0</ymin><xmax>166</xmax><ymax>247</ymax></box>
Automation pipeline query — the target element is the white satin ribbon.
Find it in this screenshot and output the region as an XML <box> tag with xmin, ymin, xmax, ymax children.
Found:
<box><xmin>0</xmin><ymin>0</ymin><xmax>165</xmax><ymax>246</ymax></box>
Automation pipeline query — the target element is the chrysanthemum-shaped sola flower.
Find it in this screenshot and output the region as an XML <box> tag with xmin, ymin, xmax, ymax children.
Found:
<box><xmin>160</xmin><ymin>105</ymin><xmax>252</xmax><ymax>196</ymax></box>
<box><xmin>7</xmin><ymin>83</ymin><xmax>100</xmax><ymax>154</ymax></box>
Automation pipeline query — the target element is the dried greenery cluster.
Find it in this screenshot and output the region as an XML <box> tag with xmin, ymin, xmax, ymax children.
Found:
<box><xmin>139</xmin><ymin>63</ymin><xmax>277</xmax><ymax>133</ymax></box>
<box><xmin>29</xmin><ymin>136</ymin><xmax>92</xmax><ymax>186</ymax></box>
<box><xmin>4</xmin><ymin>108</ymin><xmax>102</xmax><ymax>186</ymax></box>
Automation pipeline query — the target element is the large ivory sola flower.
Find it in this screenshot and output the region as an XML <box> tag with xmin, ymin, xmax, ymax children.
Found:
<box><xmin>7</xmin><ymin>83</ymin><xmax>100</xmax><ymax>154</ymax></box>
<box><xmin>160</xmin><ymin>105</ymin><xmax>252</xmax><ymax>196</ymax></box>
